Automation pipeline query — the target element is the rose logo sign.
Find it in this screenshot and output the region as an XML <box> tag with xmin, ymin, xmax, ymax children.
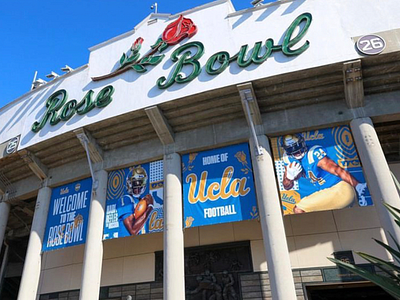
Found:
<box><xmin>92</xmin><ymin>13</ymin><xmax>312</xmax><ymax>90</ymax></box>
<box><xmin>92</xmin><ymin>15</ymin><xmax>198</xmax><ymax>81</ymax></box>
<box><xmin>161</xmin><ymin>15</ymin><xmax>197</xmax><ymax>46</ymax></box>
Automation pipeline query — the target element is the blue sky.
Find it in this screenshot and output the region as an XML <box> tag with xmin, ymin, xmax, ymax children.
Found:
<box><xmin>0</xmin><ymin>0</ymin><xmax>274</xmax><ymax>109</ymax></box>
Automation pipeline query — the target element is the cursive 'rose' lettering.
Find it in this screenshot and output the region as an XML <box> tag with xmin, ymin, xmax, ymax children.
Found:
<box><xmin>31</xmin><ymin>85</ymin><xmax>115</xmax><ymax>133</ymax></box>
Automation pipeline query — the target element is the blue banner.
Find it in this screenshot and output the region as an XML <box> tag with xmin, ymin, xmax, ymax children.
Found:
<box><xmin>103</xmin><ymin>160</ymin><xmax>164</xmax><ymax>240</ymax></box>
<box><xmin>271</xmin><ymin>125</ymin><xmax>372</xmax><ymax>215</ymax></box>
<box><xmin>43</xmin><ymin>177</ymin><xmax>92</xmax><ymax>252</ymax></box>
<box><xmin>183</xmin><ymin>143</ymin><xmax>258</xmax><ymax>228</ymax></box>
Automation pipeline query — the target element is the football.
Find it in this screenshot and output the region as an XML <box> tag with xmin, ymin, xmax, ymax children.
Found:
<box><xmin>134</xmin><ymin>199</ymin><xmax>147</xmax><ymax>219</ymax></box>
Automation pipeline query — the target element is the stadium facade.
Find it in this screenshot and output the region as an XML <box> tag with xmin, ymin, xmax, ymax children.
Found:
<box><xmin>1</xmin><ymin>0</ymin><xmax>400</xmax><ymax>299</ymax></box>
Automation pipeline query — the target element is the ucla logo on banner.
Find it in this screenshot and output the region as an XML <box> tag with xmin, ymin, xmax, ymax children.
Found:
<box><xmin>182</xmin><ymin>143</ymin><xmax>258</xmax><ymax>228</ymax></box>
<box><xmin>186</xmin><ymin>166</ymin><xmax>250</xmax><ymax>203</ymax></box>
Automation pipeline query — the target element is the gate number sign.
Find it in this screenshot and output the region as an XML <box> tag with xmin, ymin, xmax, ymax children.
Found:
<box><xmin>356</xmin><ymin>34</ymin><xmax>386</xmax><ymax>55</ymax></box>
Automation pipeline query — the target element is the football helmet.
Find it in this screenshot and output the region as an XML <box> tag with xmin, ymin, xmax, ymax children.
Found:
<box><xmin>126</xmin><ymin>166</ymin><xmax>147</xmax><ymax>197</ymax></box>
<box><xmin>281</xmin><ymin>133</ymin><xmax>307</xmax><ymax>159</ymax></box>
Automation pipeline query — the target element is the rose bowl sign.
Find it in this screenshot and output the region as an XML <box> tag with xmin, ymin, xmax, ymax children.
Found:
<box><xmin>92</xmin><ymin>13</ymin><xmax>312</xmax><ymax>88</ymax></box>
<box><xmin>32</xmin><ymin>13</ymin><xmax>312</xmax><ymax>133</ymax></box>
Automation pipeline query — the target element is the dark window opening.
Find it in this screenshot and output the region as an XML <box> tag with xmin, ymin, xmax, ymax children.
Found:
<box><xmin>306</xmin><ymin>282</ymin><xmax>395</xmax><ymax>300</ymax></box>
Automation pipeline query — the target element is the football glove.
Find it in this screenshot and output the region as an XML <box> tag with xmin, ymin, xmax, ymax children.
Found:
<box><xmin>286</xmin><ymin>162</ymin><xmax>303</xmax><ymax>180</ymax></box>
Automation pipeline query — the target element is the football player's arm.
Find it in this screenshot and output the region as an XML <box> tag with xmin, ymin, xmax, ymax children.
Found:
<box><xmin>317</xmin><ymin>157</ymin><xmax>359</xmax><ymax>187</ymax></box>
<box><xmin>122</xmin><ymin>195</ymin><xmax>154</xmax><ymax>235</ymax></box>
<box><xmin>123</xmin><ymin>208</ymin><xmax>152</xmax><ymax>235</ymax></box>
<box><xmin>283</xmin><ymin>162</ymin><xmax>303</xmax><ymax>190</ymax></box>
<box><xmin>283</xmin><ymin>167</ymin><xmax>294</xmax><ymax>190</ymax></box>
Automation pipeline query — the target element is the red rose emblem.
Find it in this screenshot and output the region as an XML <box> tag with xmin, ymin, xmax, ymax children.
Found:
<box><xmin>131</xmin><ymin>37</ymin><xmax>144</xmax><ymax>51</ymax></box>
<box><xmin>162</xmin><ymin>15</ymin><xmax>197</xmax><ymax>45</ymax></box>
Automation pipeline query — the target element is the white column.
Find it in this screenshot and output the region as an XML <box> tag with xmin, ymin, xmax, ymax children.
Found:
<box><xmin>0</xmin><ymin>200</ymin><xmax>10</xmax><ymax>249</ymax></box>
<box><xmin>80</xmin><ymin>169</ymin><xmax>108</xmax><ymax>300</ymax></box>
<box><xmin>163</xmin><ymin>152</ymin><xmax>185</xmax><ymax>300</ymax></box>
<box><xmin>250</xmin><ymin>135</ymin><xmax>297</xmax><ymax>300</ymax></box>
<box><xmin>350</xmin><ymin>117</ymin><xmax>400</xmax><ymax>246</ymax></box>
<box><xmin>17</xmin><ymin>183</ymin><xmax>52</xmax><ymax>300</ymax></box>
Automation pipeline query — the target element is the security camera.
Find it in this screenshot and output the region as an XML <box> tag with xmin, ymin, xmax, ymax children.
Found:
<box><xmin>251</xmin><ymin>0</ymin><xmax>264</xmax><ymax>7</ymax></box>
<box><xmin>150</xmin><ymin>5</ymin><xmax>154</xmax><ymax>9</ymax></box>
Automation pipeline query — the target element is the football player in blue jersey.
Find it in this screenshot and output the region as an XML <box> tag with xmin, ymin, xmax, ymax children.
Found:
<box><xmin>281</xmin><ymin>133</ymin><xmax>367</xmax><ymax>214</ymax></box>
<box><xmin>117</xmin><ymin>166</ymin><xmax>154</xmax><ymax>236</ymax></box>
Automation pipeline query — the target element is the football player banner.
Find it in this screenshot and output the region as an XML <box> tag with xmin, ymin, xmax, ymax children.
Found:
<box><xmin>43</xmin><ymin>177</ymin><xmax>92</xmax><ymax>252</ymax></box>
<box><xmin>271</xmin><ymin>125</ymin><xmax>372</xmax><ymax>215</ymax></box>
<box><xmin>183</xmin><ymin>143</ymin><xmax>258</xmax><ymax>228</ymax></box>
<box><xmin>103</xmin><ymin>160</ymin><xmax>164</xmax><ymax>240</ymax></box>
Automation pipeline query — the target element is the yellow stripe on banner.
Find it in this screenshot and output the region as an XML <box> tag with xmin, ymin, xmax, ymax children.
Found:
<box><xmin>271</xmin><ymin>137</ymin><xmax>281</xmax><ymax>161</ymax></box>
<box><xmin>150</xmin><ymin>180</ymin><xmax>164</xmax><ymax>190</ymax></box>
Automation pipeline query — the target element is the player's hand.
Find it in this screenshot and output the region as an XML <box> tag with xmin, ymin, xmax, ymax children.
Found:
<box><xmin>141</xmin><ymin>194</ymin><xmax>154</xmax><ymax>208</ymax></box>
<box><xmin>286</xmin><ymin>162</ymin><xmax>303</xmax><ymax>180</ymax></box>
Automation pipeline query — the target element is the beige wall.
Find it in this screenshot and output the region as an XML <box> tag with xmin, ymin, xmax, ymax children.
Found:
<box><xmin>39</xmin><ymin>245</ymin><xmax>85</xmax><ymax>294</ymax></box>
<box><xmin>252</xmin><ymin>206</ymin><xmax>389</xmax><ymax>271</ymax></box>
<box><xmin>39</xmin><ymin>161</ymin><xmax>400</xmax><ymax>294</ymax></box>
<box><xmin>39</xmin><ymin>232</ymin><xmax>163</xmax><ymax>294</ymax></box>
<box><xmin>38</xmin><ymin>220</ymin><xmax>263</xmax><ymax>294</ymax></box>
<box><xmin>39</xmin><ymin>206</ymin><xmax>390</xmax><ymax>294</ymax></box>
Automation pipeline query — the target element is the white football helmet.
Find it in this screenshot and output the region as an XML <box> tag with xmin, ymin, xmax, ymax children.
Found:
<box><xmin>126</xmin><ymin>166</ymin><xmax>147</xmax><ymax>197</ymax></box>
<box><xmin>281</xmin><ymin>133</ymin><xmax>307</xmax><ymax>160</ymax></box>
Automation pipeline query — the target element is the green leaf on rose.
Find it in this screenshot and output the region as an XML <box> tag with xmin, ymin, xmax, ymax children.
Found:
<box><xmin>120</xmin><ymin>53</ymin><xmax>126</xmax><ymax>65</ymax></box>
<box><xmin>132</xmin><ymin>64</ymin><xmax>147</xmax><ymax>73</ymax></box>
<box><xmin>151</xmin><ymin>38</ymin><xmax>163</xmax><ymax>49</ymax></box>
<box><xmin>127</xmin><ymin>52</ymin><xmax>140</xmax><ymax>64</ymax></box>
<box><xmin>141</xmin><ymin>55</ymin><xmax>165</xmax><ymax>66</ymax></box>
<box><xmin>158</xmin><ymin>41</ymin><xmax>169</xmax><ymax>53</ymax></box>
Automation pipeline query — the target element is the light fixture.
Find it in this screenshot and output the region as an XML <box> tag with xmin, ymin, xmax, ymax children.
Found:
<box><xmin>45</xmin><ymin>71</ymin><xmax>59</xmax><ymax>79</ymax></box>
<box><xmin>241</xmin><ymin>89</ymin><xmax>254</xmax><ymax>102</ymax></box>
<box><xmin>61</xmin><ymin>65</ymin><xmax>73</xmax><ymax>73</ymax></box>
<box><xmin>237</xmin><ymin>83</ymin><xmax>263</xmax><ymax>156</ymax></box>
<box><xmin>31</xmin><ymin>78</ymin><xmax>47</xmax><ymax>90</ymax></box>
<box><xmin>151</xmin><ymin>2</ymin><xmax>158</xmax><ymax>14</ymax></box>
<box><xmin>251</xmin><ymin>0</ymin><xmax>264</xmax><ymax>7</ymax></box>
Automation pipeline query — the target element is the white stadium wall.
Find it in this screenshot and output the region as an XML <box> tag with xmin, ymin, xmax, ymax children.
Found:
<box><xmin>0</xmin><ymin>0</ymin><xmax>400</xmax><ymax>149</ymax></box>
<box><xmin>1</xmin><ymin>0</ymin><xmax>400</xmax><ymax>299</ymax></box>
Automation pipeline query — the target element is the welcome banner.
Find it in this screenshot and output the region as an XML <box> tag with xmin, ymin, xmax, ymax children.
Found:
<box><xmin>43</xmin><ymin>177</ymin><xmax>92</xmax><ymax>252</ymax></box>
<box><xmin>183</xmin><ymin>143</ymin><xmax>258</xmax><ymax>228</ymax></box>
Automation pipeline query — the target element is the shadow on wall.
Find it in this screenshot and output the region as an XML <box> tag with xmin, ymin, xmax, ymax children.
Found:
<box><xmin>1</xmin><ymin>79</ymin><xmax>62</xmax><ymax>137</ymax></box>
<box><xmin>282</xmin><ymin>0</ymin><xmax>307</xmax><ymax>15</ymax></box>
<box><xmin>231</xmin><ymin>0</ymin><xmax>307</xmax><ymax>29</ymax></box>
